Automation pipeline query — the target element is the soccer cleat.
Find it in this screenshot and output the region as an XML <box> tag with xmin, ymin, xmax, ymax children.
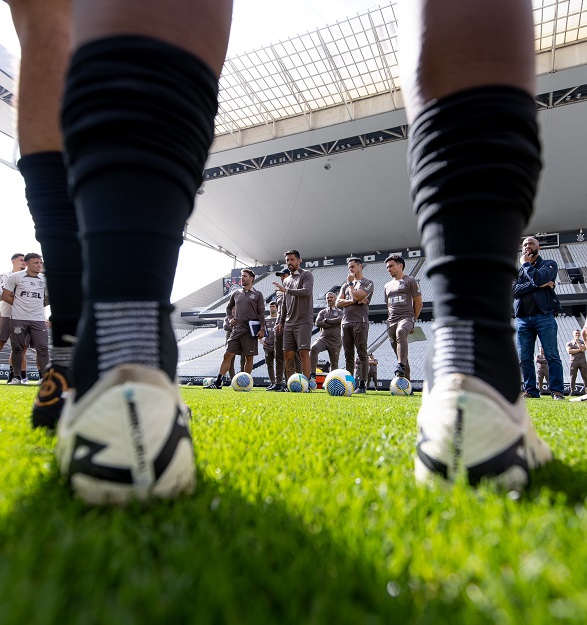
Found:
<box><xmin>266</xmin><ymin>384</ymin><xmax>275</xmax><ymax>391</ymax></box>
<box><xmin>551</xmin><ymin>392</ymin><xmax>565</xmax><ymax>401</ymax></box>
<box><xmin>57</xmin><ymin>364</ymin><xmax>195</xmax><ymax>504</ymax></box>
<box><xmin>269</xmin><ymin>383</ymin><xmax>284</xmax><ymax>392</ymax></box>
<box><xmin>8</xmin><ymin>378</ymin><xmax>22</xmax><ymax>385</ymax></box>
<box><xmin>21</xmin><ymin>377</ymin><xmax>29</xmax><ymax>385</ymax></box>
<box><xmin>32</xmin><ymin>364</ymin><xmax>73</xmax><ymax>429</ymax></box>
<box><xmin>415</xmin><ymin>374</ymin><xmax>552</xmax><ymax>491</ymax></box>
<box><xmin>394</xmin><ymin>364</ymin><xmax>406</xmax><ymax>378</ymax></box>
<box><xmin>205</xmin><ymin>382</ymin><xmax>222</xmax><ymax>390</ymax></box>
<box><xmin>353</xmin><ymin>387</ymin><xmax>366</xmax><ymax>394</ymax></box>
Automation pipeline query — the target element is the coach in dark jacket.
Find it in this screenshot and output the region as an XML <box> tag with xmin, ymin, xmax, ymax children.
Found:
<box><xmin>513</xmin><ymin>236</ymin><xmax>564</xmax><ymax>400</ymax></box>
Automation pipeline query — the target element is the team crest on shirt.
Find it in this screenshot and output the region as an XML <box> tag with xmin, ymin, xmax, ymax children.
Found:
<box><xmin>13</xmin><ymin>326</ymin><xmax>22</xmax><ymax>334</ymax></box>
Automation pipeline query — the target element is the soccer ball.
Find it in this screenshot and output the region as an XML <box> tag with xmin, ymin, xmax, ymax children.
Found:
<box><xmin>390</xmin><ymin>376</ymin><xmax>412</xmax><ymax>396</ymax></box>
<box><xmin>308</xmin><ymin>378</ymin><xmax>317</xmax><ymax>392</ymax></box>
<box><xmin>231</xmin><ymin>372</ymin><xmax>254</xmax><ymax>391</ymax></box>
<box><xmin>324</xmin><ymin>369</ymin><xmax>355</xmax><ymax>397</ymax></box>
<box><xmin>287</xmin><ymin>373</ymin><xmax>309</xmax><ymax>393</ymax></box>
<box><xmin>202</xmin><ymin>377</ymin><xmax>214</xmax><ymax>388</ymax></box>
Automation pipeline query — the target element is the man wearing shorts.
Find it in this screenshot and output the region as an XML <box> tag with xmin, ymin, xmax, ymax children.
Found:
<box><xmin>208</xmin><ymin>269</ymin><xmax>265</xmax><ymax>389</ymax></box>
<box><xmin>384</xmin><ymin>254</ymin><xmax>422</xmax><ymax>381</ymax></box>
<box><xmin>273</xmin><ymin>250</ymin><xmax>314</xmax><ymax>380</ymax></box>
<box><xmin>2</xmin><ymin>253</ymin><xmax>49</xmax><ymax>384</ymax></box>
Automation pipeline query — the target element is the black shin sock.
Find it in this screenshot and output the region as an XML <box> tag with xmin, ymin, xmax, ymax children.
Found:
<box><xmin>18</xmin><ymin>152</ymin><xmax>82</xmax><ymax>349</ymax></box>
<box><xmin>408</xmin><ymin>86</ymin><xmax>542</xmax><ymax>403</ymax></box>
<box><xmin>61</xmin><ymin>36</ymin><xmax>219</xmax><ymax>398</ymax></box>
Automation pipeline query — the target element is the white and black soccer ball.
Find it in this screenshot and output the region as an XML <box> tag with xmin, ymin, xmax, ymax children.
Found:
<box><xmin>390</xmin><ymin>376</ymin><xmax>412</xmax><ymax>396</ymax></box>
<box><xmin>56</xmin><ymin>365</ymin><xmax>195</xmax><ymax>505</ymax></box>
<box><xmin>287</xmin><ymin>373</ymin><xmax>309</xmax><ymax>393</ymax></box>
<box><xmin>231</xmin><ymin>371</ymin><xmax>254</xmax><ymax>391</ymax></box>
<box><xmin>324</xmin><ymin>369</ymin><xmax>355</xmax><ymax>397</ymax></box>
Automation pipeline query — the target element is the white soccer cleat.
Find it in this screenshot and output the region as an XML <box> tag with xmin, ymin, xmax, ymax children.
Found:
<box><xmin>8</xmin><ymin>378</ymin><xmax>22</xmax><ymax>385</ymax></box>
<box><xmin>57</xmin><ymin>364</ymin><xmax>195</xmax><ymax>504</ymax></box>
<box><xmin>415</xmin><ymin>374</ymin><xmax>552</xmax><ymax>491</ymax></box>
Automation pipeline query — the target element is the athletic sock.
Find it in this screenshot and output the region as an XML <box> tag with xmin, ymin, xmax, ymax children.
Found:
<box><xmin>61</xmin><ymin>36</ymin><xmax>219</xmax><ymax>399</ymax></box>
<box><xmin>408</xmin><ymin>86</ymin><xmax>541</xmax><ymax>404</ymax></box>
<box><xmin>18</xmin><ymin>152</ymin><xmax>82</xmax><ymax>351</ymax></box>
<box><xmin>215</xmin><ymin>374</ymin><xmax>223</xmax><ymax>387</ymax></box>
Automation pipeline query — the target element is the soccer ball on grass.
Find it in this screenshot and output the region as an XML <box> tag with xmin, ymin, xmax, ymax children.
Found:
<box><xmin>287</xmin><ymin>373</ymin><xmax>309</xmax><ymax>393</ymax></box>
<box><xmin>231</xmin><ymin>372</ymin><xmax>254</xmax><ymax>391</ymax></box>
<box><xmin>324</xmin><ymin>369</ymin><xmax>355</xmax><ymax>397</ymax></box>
<box><xmin>390</xmin><ymin>376</ymin><xmax>412</xmax><ymax>396</ymax></box>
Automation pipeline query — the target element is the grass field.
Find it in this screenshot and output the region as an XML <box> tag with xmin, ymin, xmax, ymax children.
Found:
<box><xmin>0</xmin><ymin>384</ymin><xmax>586</xmax><ymax>625</ymax></box>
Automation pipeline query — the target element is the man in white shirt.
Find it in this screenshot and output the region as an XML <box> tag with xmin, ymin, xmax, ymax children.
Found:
<box><xmin>2</xmin><ymin>253</ymin><xmax>49</xmax><ymax>384</ymax></box>
<box><xmin>0</xmin><ymin>253</ymin><xmax>28</xmax><ymax>383</ymax></box>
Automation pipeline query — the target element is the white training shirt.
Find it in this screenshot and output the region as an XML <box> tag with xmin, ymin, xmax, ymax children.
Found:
<box><xmin>4</xmin><ymin>270</ymin><xmax>47</xmax><ymax>322</ymax></box>
<box><xmin>0</xmin><ymin>271</ymin><xmax>14</xmax><ymax>318</ymax></box>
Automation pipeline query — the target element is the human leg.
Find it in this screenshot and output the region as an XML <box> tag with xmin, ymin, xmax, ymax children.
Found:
<box><xmin>570</xmin><ymin>362</ymin><xmax>578</xmax><ymax>394</ymax></box>
<box><xmin>56</xmin><ymin>0</ymin><xmax>233</xmax><ymax>503</ymax></box>
<box><xmin>401</xmin><ymin>0</ymin><xmax>551</xmax><ymax>487</ymax></box>
<box><xmin>516</xmin><ymin>317</ymin><xmax>540</xmax><ymax>398</ymax></box>
<box><xmin>342</xmin><ymin>325</ymin><xmax>355</xmax><ymax>375</ymax></box>
<box><xmin>264</xmin><ymin>348</ymin><xmax>275</xmax><ymax>384</ymax></box>
<box><xmin>396</xmin><ymin>319</ymin><xmax>414</xmax><ymax>379</ymax></box>
<box><xmin>535</xmin><ymin>315</ymin><xmax>564</xmax><ymax>396</ymax></box>
<box><xmin>8</xmin><ymin>321</ymin><xmax>26</xmax><ymax>380</ymax></box>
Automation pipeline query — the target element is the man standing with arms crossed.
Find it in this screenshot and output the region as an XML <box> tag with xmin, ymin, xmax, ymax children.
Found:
<box><xmin>208</xmin><ymin>269</ymin><xmax>265</xmax><ymax>389</ymax></box>
<box><xmin>309</xmin><ymin>291</ymin><xmax>342</xmax><ymax>380</ymax></box>
<box><xmin>514</xmin><ymin>236</ymin><xmax>564</xmax><ymax>400</ymax></box>
<box><xmin>273</xmin><ymin>250</ymin><xmax>314</xmax><ymax>381</ymax></box>
<box><xmin>384</xmin><ymin>254</ymin><xmax>423</xmax><ymax>381</ymax></box>
<box><xmin>2</xmin><ymin>253</ymin><xmax>50</xmax><ymax>386</ymax></box>
<box><xmin>336</xmin><ymin>257</ymin><xmax>374</xmax><ymax>394</ymax></box>
<box><xmin>566</xmin><ymin>329</ymin><xmax>587</xmax><ymax>396</ymax></box>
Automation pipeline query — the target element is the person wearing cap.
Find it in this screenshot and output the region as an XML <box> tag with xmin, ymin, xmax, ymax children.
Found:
<box><xmin>268</xmin><ymin>267</ymin><xmax>290</xmax><ymax>391</ymax></box>
<box><xmin>273</xmin><ymin>250</ymin><xmax>314</xmax><ymax>382</ymax></box>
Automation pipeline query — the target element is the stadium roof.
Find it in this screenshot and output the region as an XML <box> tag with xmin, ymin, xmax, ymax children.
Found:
<box><xmin>2</xmin><ymin>1</ymin><xmax>587</xmax><ymax>266</ymax></box>
<box><xmin>187</xmin><ymin>0</ymin><xmax>587</xmax><ymax>265</ymax></box>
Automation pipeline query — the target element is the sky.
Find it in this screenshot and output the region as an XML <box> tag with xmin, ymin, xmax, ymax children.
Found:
<box><xmin>0</xmin><ymin>0</ymin><xmax>380</xmax><ymax>302</ymax></box>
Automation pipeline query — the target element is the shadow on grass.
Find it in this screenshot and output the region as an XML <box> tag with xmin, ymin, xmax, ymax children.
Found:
<box><xmin>531</xmin><ymin>458</ymin><xmax>587</xmax><ymax>504</ymax></box>
<box><xmin>0</xmin><ymin>467</ymin><xmax>489</xmax><ymax>625</ymax></box>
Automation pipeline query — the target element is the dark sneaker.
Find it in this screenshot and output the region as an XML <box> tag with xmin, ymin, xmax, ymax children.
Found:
<box><xmin>266</xmin><ymin>384</ymin><xmax>275</xmax><ymax>391</ymax></box>
<box><xmin>395</xmin><ymin>364</ymin><xmax>406</xmax><ymax>378</ymax></box>
<box><xmin>521</xmin><ymin>391</ymin><xmax>540</xmax><ymax>399</ymax></box>
<box><xmin>269</xmin><ymin>383</ymin><xmax>284</xmax><ymax>392</ymax></box>
<box><xmin>206</xmin><ymin>382</ymin><xmax>222</xmax><ymax>389</ymax></box>
<box><xmin>353</xmin><ymin>387</ymin><xmax>366</xmax><ymax>394</ymax></box>
<box><xmin>551</xmin><ymin>392</ymin><xmax>565</xmax><ymax>401</ymax></box>
<box><xmin>416</xmin><ymin>374</ymin><xmax>552</xmax><ymax>490</ymax></box>
<box><xmin>32</xmin><ymin>364</ymin><xmax>73</xmax><ymax>429</ymax></box>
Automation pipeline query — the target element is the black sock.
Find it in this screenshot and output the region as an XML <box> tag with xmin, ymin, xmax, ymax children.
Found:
<box><xmin>61</xmin><ymin>36</ymin><xmax>219</xmax><ymax>399</ymax></box>
<box><xmin>8</xmin><ymin>366</ymin><xmax>13</xmax><ymax>383</ymax></box>
<box><xmin>408</xmin><ymin>86</ymin><xmax>541</xmax><ymax>403</ymax></box>
<box><xmin>18</xmin><ymin>152</ymin><xmax>82</xmax><ymax>348</ymax></box>
<box><xmin>215</xmin><ymin>374</ymin><xmax>223</xmax><ymax>386</ymax></box>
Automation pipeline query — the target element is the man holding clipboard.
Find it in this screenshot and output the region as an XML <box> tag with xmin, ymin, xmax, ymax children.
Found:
<box><xmin>207</xmin><ymin>269</ymin><xmax>265</xmax><ymax>389</ymax></box>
